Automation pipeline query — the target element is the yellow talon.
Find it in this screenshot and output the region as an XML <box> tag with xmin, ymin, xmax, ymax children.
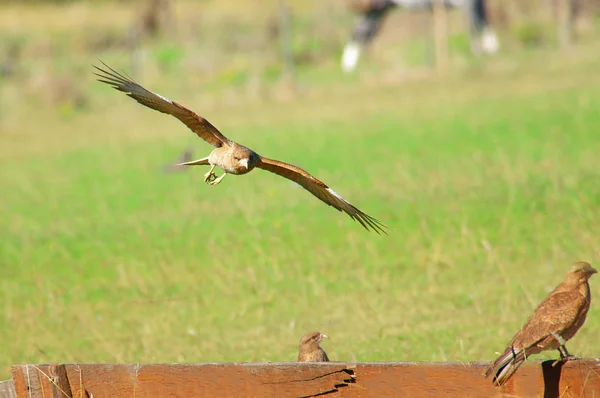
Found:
<box><xmin>208</xmin><ymin>173</ymin><xmax>227</xmax><ymax>186</ymax></box>
<box><xmin>204</xmin><ymin>165</ymin><xmax>217</xmax><ymax>183</ymax></box>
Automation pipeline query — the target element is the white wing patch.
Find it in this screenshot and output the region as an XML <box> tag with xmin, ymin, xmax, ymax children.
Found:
<box><xmin>154</xmin><ymin>91</ymin><xmax>173</xmax><ymax>104</ymax></box>
<box><xmin>327</xmin><ymin>188</ymin><xmax>347</xmax><ymax>202</ymax></box>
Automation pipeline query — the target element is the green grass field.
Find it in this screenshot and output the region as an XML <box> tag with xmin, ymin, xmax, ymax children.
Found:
<box><xmin>2</xmin><ymin>1</ymin><xmax>600</xmax><ymax>381</ymax></box>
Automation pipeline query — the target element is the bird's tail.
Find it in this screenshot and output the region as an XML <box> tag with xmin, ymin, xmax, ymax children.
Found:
<box><xmin>162</xmin><ymin>148</ymin><xmax>194</xmax><ymax>173</ymax></box>
<box><xmin>177</xmin><ymin>156</ymin><xmax>210</xmax><ymax>167</ymax></box>
<box><xmin>484</xmin><ymin>346</ymin><xmax>527</xmax><ymax>387</ymax></box>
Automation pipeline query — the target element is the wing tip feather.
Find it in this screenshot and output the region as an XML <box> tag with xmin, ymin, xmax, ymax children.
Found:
<box><xmin>325</xmin><ymin>188</ymin><xmax>387</xmax><ymax>234</ymax></box>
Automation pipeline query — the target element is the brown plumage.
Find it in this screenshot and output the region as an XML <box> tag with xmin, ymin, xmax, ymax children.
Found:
<box><xmin>94</xmin><ymin>62</ymin><xmax>385</xmax><ymax>234</ymax></box>
<box><xmin>485</xmin><ymin>261</ymin><xmax>597</xmax><ymax>387</ymax></box>
<box><xmin>298</xmin><ymin>331</ymin><xmax>330</xmax><ymax>362</ymax></box>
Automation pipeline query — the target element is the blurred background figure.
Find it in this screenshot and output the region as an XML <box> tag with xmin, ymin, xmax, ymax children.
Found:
<box><xmin>140</xmin><ymin>0</ymin><xmax>174</xmax><ymax>39</ymax></box>
<box><xmin>0</xmin><ymin>41</ymin><xmax>22</xmax><ymax>79</ymax></box>
<box><xmin>467</xmin><ymin>0</ymin><xmax>499</xmax><ymax>55</ymax></box>
<box><xmin>341</xmin><ymin>0</ymin><xmax>499</xmax><ymax>73</ymax></box>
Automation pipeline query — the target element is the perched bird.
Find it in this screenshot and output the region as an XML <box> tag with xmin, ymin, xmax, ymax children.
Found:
<box><xmin>298</xmin><ymin>331</ymin><xmax>330</xmax><ymax>362</ymax></box>
<box><xmin>94</xmin><ymin>62</ymin><xmax>385</xmax><ymax>234</ymax></box>
<box><xmin>485</xmin><ymin>261</ymin><xmax>597</xmax><ymax>387</ymax></box>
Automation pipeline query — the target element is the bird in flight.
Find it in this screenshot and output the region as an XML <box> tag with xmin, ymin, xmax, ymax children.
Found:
<box><xmin>298</xmin><ymin>331</ymin><xmax>330</xmax><ymax>362</ymax></box>
<box><xmin>94</xmin><ymin>62</ymin><xmax>385</xmax><ymax>233</ymax></box>
<box><xmin>484</xmin><ymin>261</ymin><xmax>597</xmax><ymax>387</ymax></box>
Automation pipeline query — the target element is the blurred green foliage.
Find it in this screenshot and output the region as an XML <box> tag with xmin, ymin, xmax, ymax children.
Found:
<box><xmin>514</xmin><ymin>22</ymin><xmax>549</xmax><ymax>48</ymax></box>
<box><xmin>155</xmin><ymin>43</ymin><xmax>185</xmax><ymax>73</ymax></box>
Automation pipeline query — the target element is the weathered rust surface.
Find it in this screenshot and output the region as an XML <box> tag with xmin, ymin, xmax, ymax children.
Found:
<box><xmin>0</xmin><ymin>380</ymin><xmax>16</xmax><ymax>398</ymax></box>
<box><xmin>9</xmin><ymin>360</ymin><xmax>600</xmax><ymax>397</ymax></box>
<box><xmin>48</xmin><ymin>363</ymin><xmax>73</xmax><ymax>398</ymax></box>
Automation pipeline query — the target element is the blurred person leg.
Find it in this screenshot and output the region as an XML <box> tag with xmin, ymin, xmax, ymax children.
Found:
<box><xmin>342</xmin><ymin>0</ymin><xmax>398</xmax><ymax>73</ymax></box>
<box><xmin>341</xmin><ymin>0</ymin><xmax>469</xmax><ymax>73</ymax></box>
<box><xmin>467</xmin><ymin>0</ymin><xmax>499</xmax><ymax>55</ymax></box>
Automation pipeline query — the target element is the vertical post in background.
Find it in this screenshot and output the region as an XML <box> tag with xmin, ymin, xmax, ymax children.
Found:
<box><xmin>127</xmin><ymin>0</ymin><xmax>174</xmax><ymax>79</ymax></box>
<box><xmin>128</xmin><ymin>28</ymin><xmax>143</xmax><ymax>79</ymax></box>
<box><xmin>465</xmin><ymin>0</ymin><xmax>477</xmax><ymax>55</ymax></box>
<box><xmin>505</xmin><ymin>0</ymin><xmax>522</xmax><ymax>34</ymax></box>
<box><xmin>432</xmin><ymin>0</ymin><xmax>449</xmax><ymax>72</ymax></box>
<box><xmin>557</xmin><ymin>0</ymin><xmax>573</xmax><ymax>48</ymax></box>
<box><xmin>278</xmin><ymin>0</ymin><xmax>295</xmax><ymax>81</ymax></box>
<box><xmin>423</xmin><ymin>7</ymin><xmax>435</xmax><ymax>68</ymax></box>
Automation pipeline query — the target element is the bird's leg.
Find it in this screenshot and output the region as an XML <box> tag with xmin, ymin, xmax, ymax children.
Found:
<box><xmin>558</xmin><ymin>345</ymin><xmax>567</xmax><ymax>358</ymax></box>
<box><xmin>553</xmin><ymin>347</ymin><xmax>566</xmax><ymax>367</ymax></box>
<box><xmin>208</xmin><ymin>172</ymin><xmax>227</xmax><ymax>186</ymax></box>
<box><xmin>552</xmin><ymin>347</ymin><xmax>579</xmax><ymax>367</ymax></box>
<box><xmin>204</xmin><ymin>165</ymin><xmax>217</xmax><ymax>184</ymax></box>
<box><xmin>550</xmin><ymin>333</ymin><xmax>580</xmax><ymax>366</ymax></box>
<box><xmin>551</xmin><ymin>331</ymin><xmax>567</xmax><ymax>346</ymax></box>
<box><xmin>558</xmin><ymin>345</ymin><xmax>580</xmax><ymax>361</ymax></box>
<box><xmin>551</xmin><ymin>333</ymin><xmax>568</xmax><ymax>366</ymax></box>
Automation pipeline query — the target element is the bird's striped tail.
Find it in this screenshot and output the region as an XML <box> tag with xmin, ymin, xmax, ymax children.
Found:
<box><xmin>484</xmin><ymin>346</ymin><xmax>527</xmax><ymax>387</ymax></box>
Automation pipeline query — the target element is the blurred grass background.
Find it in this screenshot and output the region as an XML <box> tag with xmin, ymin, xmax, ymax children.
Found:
<box><xmin>1</xmin><ymin>0</ymin><xmax>600</xmax><ymax>380</ymax></box>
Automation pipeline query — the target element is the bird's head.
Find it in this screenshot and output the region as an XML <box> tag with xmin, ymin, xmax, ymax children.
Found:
<box><xmin>233</xmin><ymin>147</ymin><xmax>258</xmax><ymax>170</ymax></box>
<box><xmin>568</xmin><ymin>261</ymin><xmax>597</xmax><ymax>283</ymax></box>
<box><xmin>300</xmin><ymin>331</ymin><xmax>328</xmax><ymax>347</ymax></box>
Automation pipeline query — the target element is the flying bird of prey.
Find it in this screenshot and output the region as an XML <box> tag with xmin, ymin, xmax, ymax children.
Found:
<box><xmin>298</xmin><ymin>331</ymin><xmax>330</xmax><ymax>362</ymax></box>
<box><xmin>94</xmin><ymin>62</ymin><xmax>385</xmax><ymax>233</ymax></box>
<box><xmin>484</xmin><ymin>261</ymin><xmax>597</xmax><ymax>387</ymax></box>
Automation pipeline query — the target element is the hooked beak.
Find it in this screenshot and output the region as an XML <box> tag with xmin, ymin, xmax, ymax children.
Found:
<box><xmin>320</xmin><ymin>334</ymin><xmax>328</xmax><ymax>342</ymax></box>
<box><xmin>240</xmin><ymin>158</ymin><xmax>249</xmax><ymax>169</ymax></box>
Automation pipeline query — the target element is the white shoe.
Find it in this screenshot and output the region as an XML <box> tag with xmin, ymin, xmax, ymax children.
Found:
<box><xmin>341</xmin><ymin>42</ymin><xmax>361</xmax><ymax>73</ymax></box>
<box><xmin>481</xmin><ymin>29</ymin><xmax>499</xmax><ymax>54</ymax></box>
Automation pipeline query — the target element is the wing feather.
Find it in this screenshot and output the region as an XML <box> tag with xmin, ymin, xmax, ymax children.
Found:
<box><xmin>93</xmin><ymin>61</ymin><xmax>230</xmax><ymax>148</ymax></box>
<box><xmin>256</xmin><ymin>157</ymin><xmax>386</xmax><ymax>234</ymax></box>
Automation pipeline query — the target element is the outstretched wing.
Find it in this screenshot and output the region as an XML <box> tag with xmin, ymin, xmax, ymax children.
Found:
<box><xmin>94</xmin><ymin>61</ymin><xmax>230</xmax><ymax>148</ymax></box>
<box><xmin>256</xmin><ymin>157</ymin><xmax>386</xmax><ymax>234</ymax></box>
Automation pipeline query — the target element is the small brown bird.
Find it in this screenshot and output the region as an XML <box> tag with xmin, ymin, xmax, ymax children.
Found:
<box><xmin>485</xmin><ymin>261</ymin><xmax>597</xmax><ymax>387</ymax></box>
<box><xmin>94</xmin><ymin>62</ymin><xmax>385</xmax><ymax>233</ymax></box>
<box><xmin>298</xmin><ymin>331</ymin><xmax>330</xmax><ymax>362</ymax></box>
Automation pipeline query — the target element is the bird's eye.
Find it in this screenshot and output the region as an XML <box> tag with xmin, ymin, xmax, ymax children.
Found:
<box><xmin>234</xmin><ymin>156</ymin><xmax>240</xmax><ymax>161</ymax></box>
